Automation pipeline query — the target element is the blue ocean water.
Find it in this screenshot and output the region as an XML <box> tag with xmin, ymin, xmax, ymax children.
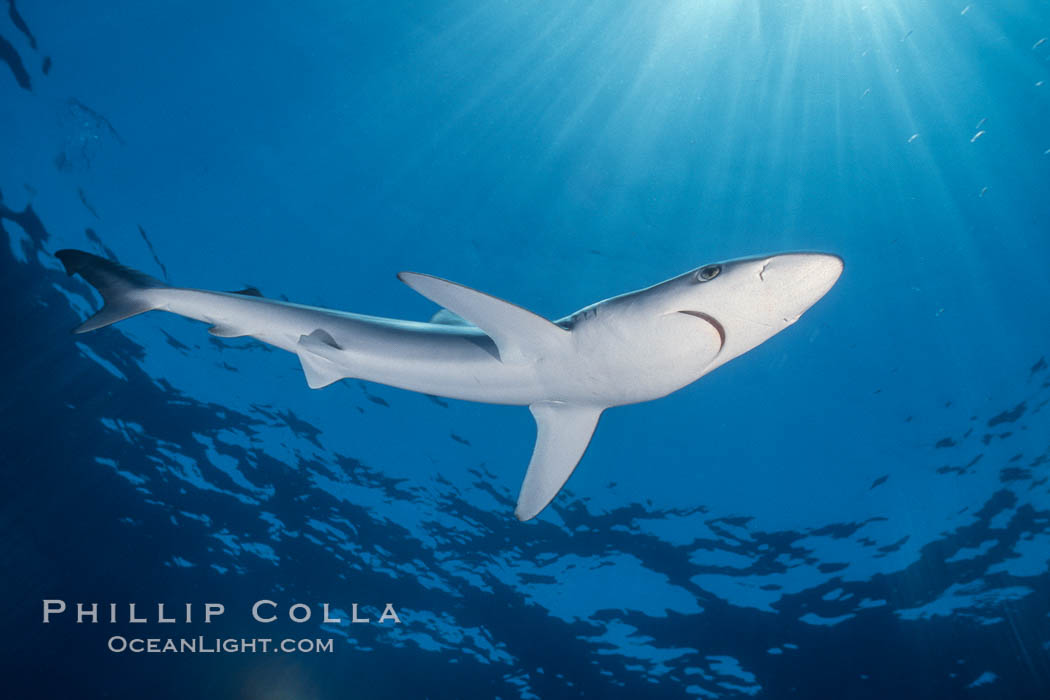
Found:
<box><xmin>2</xmin><ymin>0</ymin><xmax>1050</xmax><ymax>696</ymax></box>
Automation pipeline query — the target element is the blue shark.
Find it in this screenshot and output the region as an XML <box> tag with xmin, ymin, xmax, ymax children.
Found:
<box><xmin>57</xmin><ymin>249</ymin><xmax>842</xmax><ymax>520</ymax></box>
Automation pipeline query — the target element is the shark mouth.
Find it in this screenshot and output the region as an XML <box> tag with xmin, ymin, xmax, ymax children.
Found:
<box><xmin>678</xmin><ymin>310</ymin><xmax>726</xmax><ymax>351</ymax></box>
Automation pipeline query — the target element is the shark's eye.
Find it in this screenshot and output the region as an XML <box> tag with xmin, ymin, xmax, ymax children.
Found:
<box><xmin>697</xmin><ymin>265</ymin><xmax>721</xmax><ymax>282</ymax></box>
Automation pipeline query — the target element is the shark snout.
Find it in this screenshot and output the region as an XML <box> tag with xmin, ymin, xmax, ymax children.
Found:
<box><xmin>762</xmin><ymin>253</ymin><xmax>842</xmax><ymax>286</ymax></box>
<box><xmin>757</xmin><ymin>253</ymin><xmax>843</xmax><ymax>321</ymax></box>
<box><xmin>760</xmin><ymin>252</ymin><xmax>842</xmax><ymax>282</ymax></box>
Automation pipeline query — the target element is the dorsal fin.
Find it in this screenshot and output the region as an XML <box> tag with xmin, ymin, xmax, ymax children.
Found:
<box><xmin>428</xmin><ymin>308</ymin><xmax>474</xmax><ymax>327</ymax></box>
<box><xmin>398</xmin><ymin>272</ymin><xmax>567</xmax><ymax>363</ymax></box>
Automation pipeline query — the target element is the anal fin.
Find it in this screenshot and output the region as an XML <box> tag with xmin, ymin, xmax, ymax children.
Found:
<box><xmin>515</xmin><ymin>401</ymin><xmax>604</xmax><ymax>521</ymax></box>
<box><xmin>208</xmin><ymin>324</ymin><xmax>249</xmax><ymax>338</ymax></box>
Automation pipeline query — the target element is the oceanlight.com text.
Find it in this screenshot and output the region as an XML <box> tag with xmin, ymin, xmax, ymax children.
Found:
<box><xmin>107</xmin><ymin>636</ymin><xmax>335</xmax><ymax>654</ymax></box>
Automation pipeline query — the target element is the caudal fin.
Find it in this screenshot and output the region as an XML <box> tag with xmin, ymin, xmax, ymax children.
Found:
<box><xmin>56</xmin><ymin>249</ymin><xmax>168</xmax><ymax>333</ymax></box>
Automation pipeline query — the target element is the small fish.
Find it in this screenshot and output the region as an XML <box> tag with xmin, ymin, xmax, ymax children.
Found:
<box><xmin>1037</xmin><ymin>80</ymin><xmax>1045</xmax><ymax>87</ymax></box>
<box><xmin>77</xmin><ymin>188</ymin><xmax>100</xmax><ymax>219</ymax></box>
<box><xmin>1034</xmin><ymin>38</ymin><xmax>1047</xmax><ymax>50</ymax></box>
<box><xmin>971</xmin><ymin>130</ymin><xmax>985</xmax><ymax>143</ymax></box>
<box><xmin>901</xmin><ymin>30</ymin><xmax>913</xmax><ymax>42</ymax></box>
<box><xmin>907</xmin><ymin>133</ymin><xmax>919</xmax><ymax>143</ymax></box>
<box><xmin>861</xmin><ymin>88</ymin><xmax>871</xmax><ymax>99</ymax></box>
<box><xmin>960</xmin><ymin>5</ymin><xmax>971</xmax><ymax>15</ymax></box>
<box><xmin>425</xmin><ymin>394</ymin><xmax>449</xmax><ymax>408</ymax></box>
<box><xmin>979</xmin><ymin>186</ymin><xmax>988</xmax><ymax>198</ymax></box>
<box><xmin>975</xmin><ymin>117</ymin><xmax>986</xmax><ymax>129</ymax></box>
<box><xmin>137</xmin><ymin>224</ymin><xmax>169</xmax><ymax>280</ymax></box>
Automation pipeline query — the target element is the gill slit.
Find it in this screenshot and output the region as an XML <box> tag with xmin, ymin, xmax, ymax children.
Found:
<box><xmin>676</xmin><ymin>310</ymin><xmax>726</xmax><ymax>352</ymax></box>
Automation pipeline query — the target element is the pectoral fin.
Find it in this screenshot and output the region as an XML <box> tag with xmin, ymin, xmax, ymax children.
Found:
<box><xmin>515</xmin><ymin>402</ymin><xmax>604</xmax><ymax>521</ymax></box>
<box><xmin>398</xmin><ymin>272</ymin><xmax>567</xmax><ymax>364</ymax></box>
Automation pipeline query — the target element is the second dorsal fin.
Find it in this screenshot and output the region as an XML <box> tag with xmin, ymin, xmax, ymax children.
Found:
<box><xmin>228</xmin><ymin>286</ymin><xmax>264</xmax><ymax>297</ymax></box>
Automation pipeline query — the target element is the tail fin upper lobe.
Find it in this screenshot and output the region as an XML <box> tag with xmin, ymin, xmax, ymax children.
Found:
<box><xmin>56</xmin><ymin>249</ymin><xmax>168</xmax><ymax>333</ymax></box>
